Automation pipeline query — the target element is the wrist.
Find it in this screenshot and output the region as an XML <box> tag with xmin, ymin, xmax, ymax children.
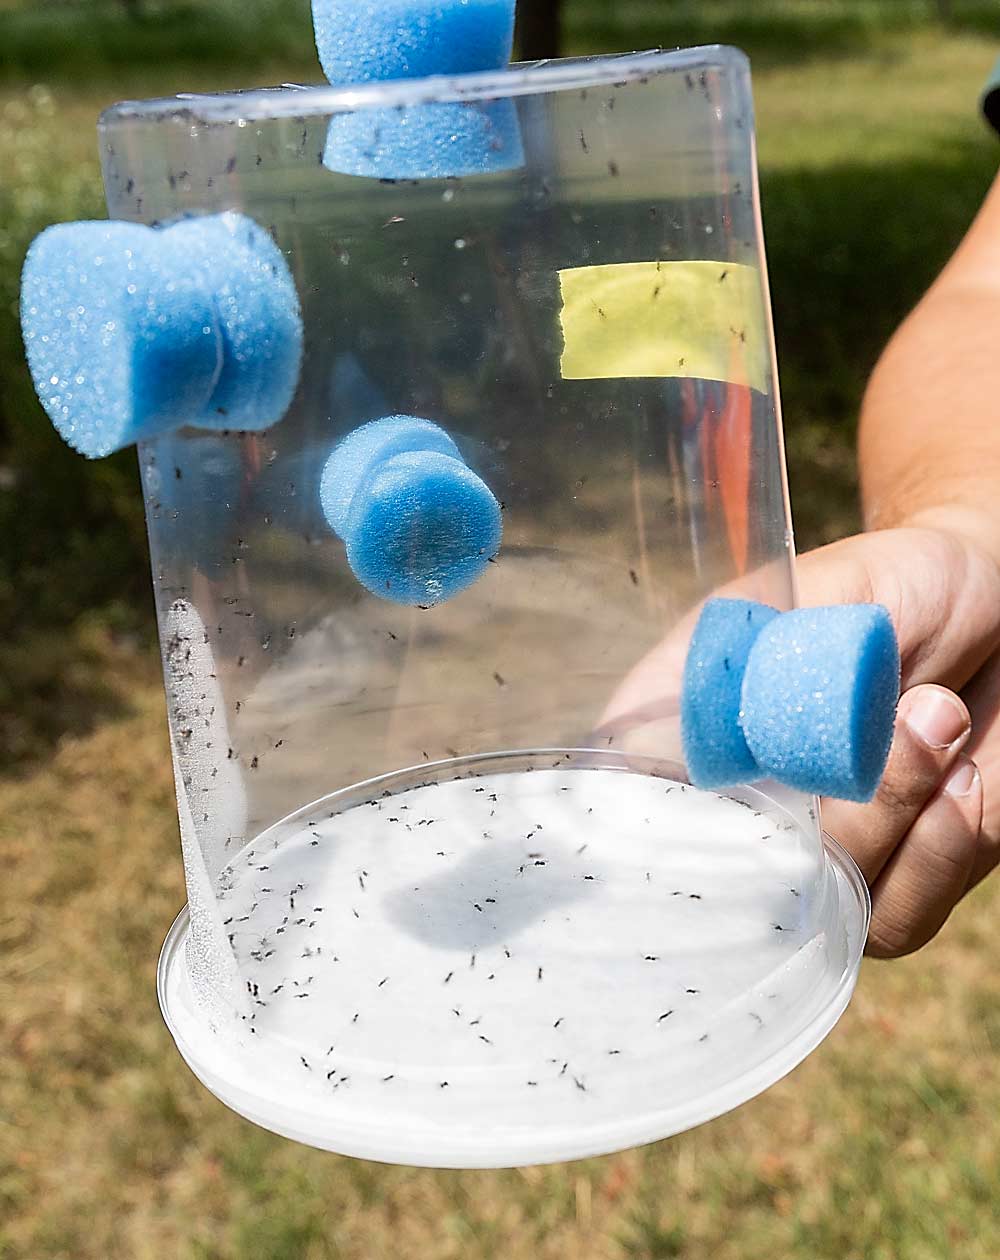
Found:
<box><xmin>874</xmin><ymin>501</ymin><xmax>1000</xmax><ymax>572</ymax></box>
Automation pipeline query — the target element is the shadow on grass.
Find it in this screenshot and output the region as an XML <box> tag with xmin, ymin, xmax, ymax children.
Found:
<box><xmin>3</xmin><ymin>1</ymin><xmax>1000</xmax><ymax>82</ymax></box>
<box><xmin>567</xmin><ymin>0</ymin><xmax>1000</xmax><ymax>68</ymax></box>
<box><xmin>0</xmin><ymin>0</ymin><xmax>881</xmax><ymax>81</ymax></box>
<box><xmin>0</xmin><ymin>616</ymin><xmax>155</xmax><ymax>779</ymax></box>
<box><xmin>0</xmin><ymin>0</ymin><xmax>318</xmax><ymax>82</ymax></box>
<box><xmin>568</xmin><ymin>8</ymin><xmax>879</xmax><ymax>68</ymax></box>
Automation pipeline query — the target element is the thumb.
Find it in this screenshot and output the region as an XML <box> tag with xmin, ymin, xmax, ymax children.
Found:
<box><xmin>794</xmin><ymin>527</ymin><xmax>1000</xmax><ymax>692</ymax></box>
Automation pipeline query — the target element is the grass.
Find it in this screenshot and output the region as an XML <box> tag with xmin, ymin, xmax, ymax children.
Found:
<box><xmin>0</xmin><ymin>0</ymin><xmax>319</xmax><ymax>82</ymax></box>
<box><xmin>4</xmin><ymin>7</ymin><xmax>1000</xmax><ymax>1257</ymax></box>
<box><xmin>4</xmin><ymin>688</ymin><xmax>1000</xmax><ymax>1260</ymax></box>
<box><xmin>565</xmin><ymin>0</ymin><xmax>1000</xmax><ymax>64</ymax></box>
<box><xmin>1</xmin><ymin>1</ymin><xmax>999</xmax><ymax>81</ymax></box>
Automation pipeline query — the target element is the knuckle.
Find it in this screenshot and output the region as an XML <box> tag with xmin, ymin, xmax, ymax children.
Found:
<box><xmin>871</xmin><ymin>769</ymin><xmax>929</xmax><ymax>820</ymax></box>
<box><xmin>867</xmin><ymin>912</ymin><xmax>921</xmax><ymax>960</ymax></box>
<box><xmin>910</xmin><ymin>812</ymin><xmax>981</xmax><ymax>888</ymax></box>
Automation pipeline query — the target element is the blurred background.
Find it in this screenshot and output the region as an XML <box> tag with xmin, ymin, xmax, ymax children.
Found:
<box><xmin>3</xmin><ymin>2</ymin><xmax>1000</xmax><ymax>1257</ymax></box>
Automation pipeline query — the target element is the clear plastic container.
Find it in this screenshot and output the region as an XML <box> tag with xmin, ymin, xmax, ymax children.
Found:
<box><xmin>99</xmin><ymin>46</ymin><xmax>869</xmax><ymax>1168</ymax></box>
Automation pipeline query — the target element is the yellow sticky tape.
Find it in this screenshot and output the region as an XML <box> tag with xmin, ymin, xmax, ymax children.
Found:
<box><xmin>558</xmin><ymin>260</ymin><xmax>769</xmax><ymax>393</ymax></box>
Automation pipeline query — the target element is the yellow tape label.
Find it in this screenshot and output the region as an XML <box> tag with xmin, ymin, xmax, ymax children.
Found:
<box><xmin>558</xmin><ymin>260</ymin><xmax>769</xmax><ymax>393</ymax></box>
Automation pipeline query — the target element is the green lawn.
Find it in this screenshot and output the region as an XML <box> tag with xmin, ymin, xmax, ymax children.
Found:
<box><xmin>3</xmin><ymin>659</ymin><xmax>1000</xmax><ymax>1259</ymax></box>
<box><xmin>3</xmin><ymin>8</ymin><xmax>1000</xmax><ymax>1258</ymax></box>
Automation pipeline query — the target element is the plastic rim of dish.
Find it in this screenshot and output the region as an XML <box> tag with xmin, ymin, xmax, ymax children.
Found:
<box><xmin>157</xmin><ymin>750</ymin><xmax>870</xmax><ymax>1169</ymax></box>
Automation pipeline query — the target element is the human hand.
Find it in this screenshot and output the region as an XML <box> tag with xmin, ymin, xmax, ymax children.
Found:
<box><xmin>600</xmin><ymin>523</ymin><xmax>1000</xmax><ymax>958</ymax></box>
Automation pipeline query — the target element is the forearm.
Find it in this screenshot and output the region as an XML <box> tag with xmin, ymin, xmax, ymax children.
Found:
<box><xmin>859</xmin><ymin>170</ymin><xmax>1000</xmax><ymax>562</ymax></box>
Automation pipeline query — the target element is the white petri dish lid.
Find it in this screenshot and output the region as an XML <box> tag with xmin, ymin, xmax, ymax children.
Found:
<box><xmin>159</xmin><ymin>750</ymin><xmax>869</xmax><ymax>1168</ymax></box>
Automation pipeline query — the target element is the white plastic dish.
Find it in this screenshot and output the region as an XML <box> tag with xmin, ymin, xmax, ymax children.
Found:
<box><xmin>158</xmin><ymin>751</ymin><xmax>869</xmax><ymax>1168</ymax></box>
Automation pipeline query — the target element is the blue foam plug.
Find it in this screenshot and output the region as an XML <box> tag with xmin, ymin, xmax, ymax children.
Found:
<box><xmin>740</xmin><ymin>604</ymin><xmax>900</xmax><ymax>802</ymax></box>
<box><xmin>21</xmin><ymin>222</ymin><xmax>221</xmax><ymax>458</ymax></box>
<box><xmin>312</xmin><ymin>0</ymin><xmax>523</xmax><ymax>180</ymax></box>
<box><xmin>681</xmin><ymin>598</ymin><xmax>779</xmax><ymax>789</ymax></box>
<box><xmin>311</xmin><ymin>0</ymin><xmax>516</xmax><ymax>84</ymax></box>
<box><xmin>323</xmin><ymin>99</ymin><xmax>524</xmax><ymax>181</ymax></box>
<box><xmin>164</xmin><ymin>214</ymin><xmax>303</xmax><ymax>433</ymax></box>
<box><xmin>21</xmin><ymin>214</ymin><xmax>302</xmax><ymax>458</ymax></box>
<box><xmin>320</xmin><ymin>415</ymin><xmax>502</xmax><ymax>605</ymax></box>
<box><xmin>320</xmin><ymin>414</ymin><xmax>462</xmax><ymax>536</ymax></box>
<box><xmin>346</xmin><ymin>450</ymin><xmax>502</xmax><ymax>604</ymax></box>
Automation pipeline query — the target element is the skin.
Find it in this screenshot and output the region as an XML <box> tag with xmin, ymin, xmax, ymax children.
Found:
<box><xmin>604</xmin><ymin>171</ymin><xmax>1000</xmax><ymax>958</ymax></box>
<box><xmin>846</xmin><ymin>169</ymin><xmax>1000</xmax><ymax>956</ymax></box>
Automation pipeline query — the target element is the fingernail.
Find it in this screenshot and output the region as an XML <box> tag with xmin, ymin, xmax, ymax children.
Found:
<box><xmin>905</xmin><ymin>691</ymin><xmax>969</xmax><ymax>750</ymax></box>
<box><xmin>944</xmin><ymin>759</ymin><xmax>978</xmax><ymax>799</ymax></box>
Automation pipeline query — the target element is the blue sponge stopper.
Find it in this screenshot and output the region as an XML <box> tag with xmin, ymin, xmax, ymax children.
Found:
<box><xmin>311</xmin><ymin>0</ymin><xmax>516</xmax><ymax>84</ymax></box>
<box><xmin>20</xmin><ymin>222</ymin><xmax>222</xmax><ymax>458</ymax></box>
<box><xmin>312</xmin><ymin>0</ymin><xmax>523</xmax><ymax>180</ymax></box>
<box><xmin>20</xmin><ymin>214</ymin><xmax>302</xmax><ymax>458</ymax></box>
<box><xmin>163</xmin><ymin>213</ymin><xmax>303</xmax><ymax>433</ymax></box>
<box><xmin>323</xmin><ymin>99</ymin><xmax>524</xmax><ymax>180</ymax></box>
<box><xmin>682</xmin><ymin>598</ymin><xmax>779</xmax><ymax>789</ymax></box>
<box><xmin>320</xmin><ymin>415</ymin><xmax>463</xmax><ymax>537</ymax></box>
<box><xmin>344</xmin><ymin>449</ymin><xmax>502</xmax><ymax>605</ymax></box>
<box><xmin>741</xmin><ymin>604</ymin><xmax>901</xmax><ymax>802</ymax></box>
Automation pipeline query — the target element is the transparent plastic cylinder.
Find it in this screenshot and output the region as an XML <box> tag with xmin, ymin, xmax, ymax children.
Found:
<box><xmin>99</xmin><ymin>48</ymin><xmax>867</xmax><ymax>1167</ymax></box>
